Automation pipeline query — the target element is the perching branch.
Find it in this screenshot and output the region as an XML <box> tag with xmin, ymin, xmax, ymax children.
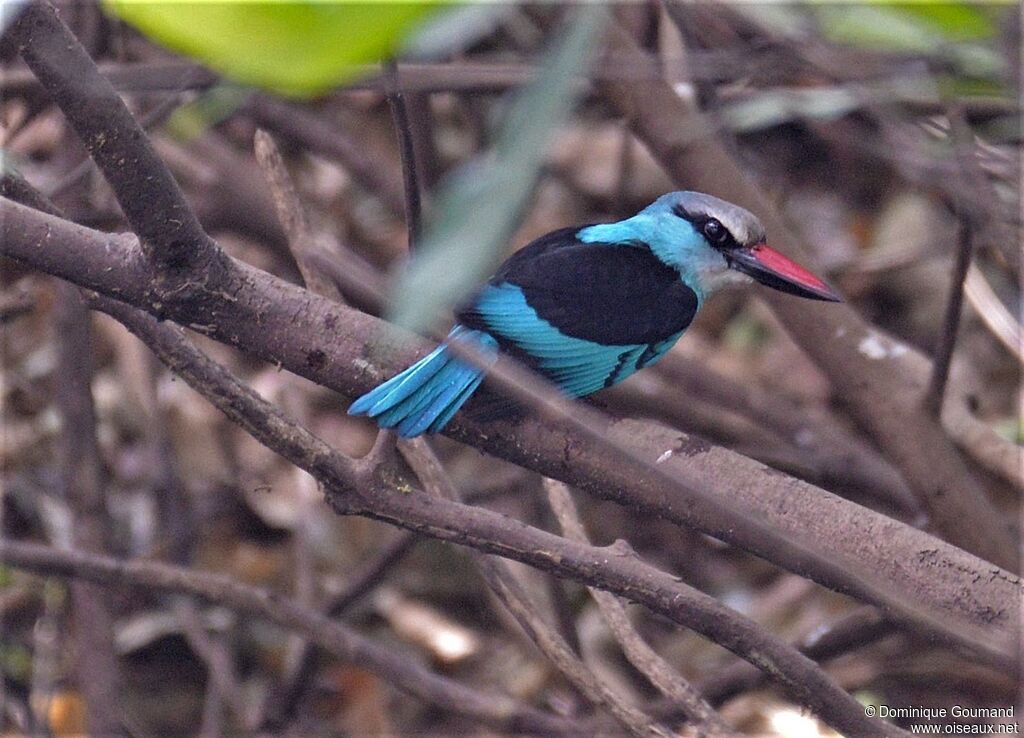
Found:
<box><xmin>1</xmin><ymin>198</ymin><xmax>1016</xmax><ymax>672</ymax></box>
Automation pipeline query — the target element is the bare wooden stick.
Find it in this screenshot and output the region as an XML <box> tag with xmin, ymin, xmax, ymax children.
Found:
<box><xmin>253</xmin><ymin>128</ymin><xmax>344</xmax><ymax>303</ymax></box>
<box><xmin>923</xmin><ymin>107</ymin><xmax>983</xmax><ymax>418</ymax></box>
<box><xmin>923</xmin><ymin>214</ymin><xmax>974</xmax><ymax>417</ymax></box>
<box><xmin>385</xmin><ymin>60</ymin><xmax>423</xmax><ymax>251</ymax></box>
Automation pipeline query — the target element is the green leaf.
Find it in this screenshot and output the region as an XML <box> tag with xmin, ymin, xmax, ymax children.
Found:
<box><xmin>103</xmin><ymin>2</ymin><xmax>445</xmax><ymax>96</ymax></box>
<box><xmin>885</xmin><ymin>3</ymin><xmax>997</xmax><ymax>41</ymax></box>
<box><xmin>388</xmin><ymin>7</ymin><xmax>606</xmax><ymax>334</ymax></box>
<box><xmin>816</xmin><ymin>5</ymin><xmax>944</xmax><ymax>51</ymax></box>
<box><xmin>164</xmin><ymin>85</ymin><xmax>252</xmax><ymax>140</ymax></box>
<box><xmin>814</xmin><ymin>4</ymin><xmax>1006</xmax><ymax>81</ymax></box>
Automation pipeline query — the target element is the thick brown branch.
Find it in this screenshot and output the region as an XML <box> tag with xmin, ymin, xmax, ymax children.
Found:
<box><xmin>10</xmin><ymin>1</ymin><xmax>223</xmax><ymax>271</ymax></box>
<box><xmin>1</xmin><ymin>199</ymin><xmax>1016</xmax><ymax>671</ymax></box>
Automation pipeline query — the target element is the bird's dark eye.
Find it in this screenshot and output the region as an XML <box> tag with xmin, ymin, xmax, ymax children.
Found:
<box><xmin>703</xmin><ymin>218</ymin><xmax>729</xmax><ymax>246</ymax></box>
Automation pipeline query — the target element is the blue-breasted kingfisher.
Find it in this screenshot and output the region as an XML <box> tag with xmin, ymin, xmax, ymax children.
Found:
<box><xmin>349</xmin><ymin>191</ymin><xmax>840</xmax><ymax>437</ymax></box>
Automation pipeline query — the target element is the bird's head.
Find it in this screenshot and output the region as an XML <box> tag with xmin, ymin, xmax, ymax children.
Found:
<box><xmin>594</xmin><ymin>191</ymin><xmax>840</xmax><ymax>302</ymax></box>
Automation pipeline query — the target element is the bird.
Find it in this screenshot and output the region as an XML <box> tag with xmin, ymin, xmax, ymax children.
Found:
<box><xmin>349</xmin><ymin>191</ymin><xmax>839</xmax><ymax>437</ymax></box>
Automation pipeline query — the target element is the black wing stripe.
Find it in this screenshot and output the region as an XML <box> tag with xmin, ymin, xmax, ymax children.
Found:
<box><xmin>458</xmin><ymin>227</ymin><xmax>699</xmax><ymax>347</ymax></box>
<box><xmin>604</xmin><ymin>348</ymin><xmax>635</xmax><ymax>388</ymax></box>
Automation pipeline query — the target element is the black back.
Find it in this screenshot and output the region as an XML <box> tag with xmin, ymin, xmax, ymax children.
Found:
<box><xmin>458</xmin><ymin>227</ymin><xmax>699</xmax><ymax>346</ymax></box>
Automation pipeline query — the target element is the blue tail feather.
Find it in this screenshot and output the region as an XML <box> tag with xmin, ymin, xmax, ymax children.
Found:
<box><xmin>348</xmin><ymin>327</ymin><xmax>498</xmax><ymax>437</ymax></box>
<box><xmin>427</xmin><ymin>372</ymin><xmax>487</xmax><ymax>433</ymax></box>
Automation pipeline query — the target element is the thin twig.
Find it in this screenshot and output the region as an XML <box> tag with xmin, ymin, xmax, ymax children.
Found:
<box><xmin>253</xmin><ymin>128</ymin><xmax>344</xmax><ymax>302</ymax></box>
<box><xmin>923</xmin><ymin>214</ymin><xmax>975</xmax><ymax>418</ymax></box>
<box><xmin>385</xmin><ymin>60</ymin><xmax>423</xmax><ymax>251</ymax></box>
<box><xmin>544</xmin><ymin>479</ymin><xmax>736</xmax><ymax>737</ymax></box>
<box><xmin>923</xmin><ymin>107</ymin><xmax>982</xmax><ymax>418</ymax></box>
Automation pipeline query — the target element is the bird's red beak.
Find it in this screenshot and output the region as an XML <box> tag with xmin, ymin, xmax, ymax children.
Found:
<box><xmin>728</xmin><ymin>244</ymin><xmax>841</xmax><ymax>302</ymax></box>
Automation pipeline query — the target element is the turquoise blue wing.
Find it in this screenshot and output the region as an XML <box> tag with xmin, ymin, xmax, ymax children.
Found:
<box><xmin>459</xmin><ymin>283</ymin><xmax>681</xmax><ymax>398</ymax></box>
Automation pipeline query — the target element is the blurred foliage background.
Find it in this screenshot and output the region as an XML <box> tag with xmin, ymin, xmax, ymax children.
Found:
<box><xmin>1</xmin><ymin>1</ymin><xmax>1019</xmax><ymax>736</ymax></box>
